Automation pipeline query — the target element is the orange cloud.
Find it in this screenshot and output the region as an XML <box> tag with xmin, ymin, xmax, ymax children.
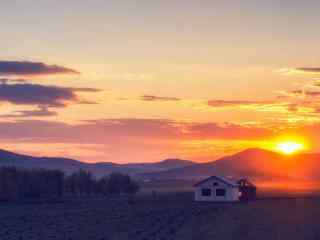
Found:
<box><xmin>0</xmin><ymin>118</ymin><xmax>319</xmax><ymax>163</ymax></box>
<box><xmin>207</xmin><ymin>99</ymin><xmax>273</xmax><ymax>107</ymax></box>
<box><xmin>279</xmin><ymin>67</ymin><xmax>320</xmax><ymax>75</ymax></box>
<box><xmin>0</xmin><ymin>119</ymin><xmax>274</xmax><ymax>162</ymax></box>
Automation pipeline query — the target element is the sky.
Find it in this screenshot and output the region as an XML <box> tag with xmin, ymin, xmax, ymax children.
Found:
<box><xmin>1</xmin><ymin>0</ymin><xmax>320</xmax><ymax>163</ymax></box>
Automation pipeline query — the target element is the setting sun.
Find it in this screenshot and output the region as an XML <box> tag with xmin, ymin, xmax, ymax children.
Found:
<box><xmin>276</xmin><ymin>141</ymin><xmax>304</xmax><ymax>155</ymax></box>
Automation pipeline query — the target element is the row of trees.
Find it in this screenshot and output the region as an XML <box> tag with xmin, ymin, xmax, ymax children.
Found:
<box><xmin>65</xmin><ymin>170</ymin><xmax>139</xmax><ymax>196</ymax></box>
<box><xmin>0</xmin><ymin>167</ymin><xmax>139</xmax><ymax>201</ymax></box>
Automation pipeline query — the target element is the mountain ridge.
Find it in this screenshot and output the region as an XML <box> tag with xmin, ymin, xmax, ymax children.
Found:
<box><xmin>138</xmin><ymin>148</ymin><xmax>320</xmax><ymax>181</ymax></box>
<box><xmin>0</xmin><ymin>148</ymin><xmax>195</xmax><ymax>177</ymax></box>
<box><xmin>1</xmin><ymin>148</ymin><xmax>320</xmax><ymax>181</ymax></box>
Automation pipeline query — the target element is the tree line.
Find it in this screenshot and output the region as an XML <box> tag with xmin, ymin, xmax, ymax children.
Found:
<box><xmin>0</xmin><ymin>167</ymin><xmax>139</xmax><ymax>201</ymax></box>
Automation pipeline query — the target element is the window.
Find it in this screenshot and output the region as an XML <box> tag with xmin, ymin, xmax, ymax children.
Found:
<box><xmin>216</xmin><ymin>188</ymin><xmax>226</xmax><ymax>196</ymax></box>
<box><xmin>201</xmin><ymin>188</ymin><xmax>211</xmax><ymax>196</ymax></box>
<box><xmin>213</xmin><ymin>182</ymin><xmax>219</xmax><ymax>186</ymax></box>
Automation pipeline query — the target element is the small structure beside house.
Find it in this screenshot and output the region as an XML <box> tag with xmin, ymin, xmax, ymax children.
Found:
<box><xmin>194</xmin><ymin>176</ymin><xmax>256</xmax><ymax>202</ymax></box>
<box><xmin>237</xmin><ymin>178</ymin><xmax>256</xmax><ymax>201</ymax></box>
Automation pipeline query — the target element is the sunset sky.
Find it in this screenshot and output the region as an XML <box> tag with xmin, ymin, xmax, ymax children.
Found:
<box><xmin>1</xmin><ymin>0</ymin><xmax>320</xmax><ymax>163</ymax></box>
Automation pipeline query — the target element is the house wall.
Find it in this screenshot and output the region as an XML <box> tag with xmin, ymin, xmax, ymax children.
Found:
<box><xmin>194</xmin><ymin>178</ymin><xmax>239</xmax><ymax>202</ymax></box>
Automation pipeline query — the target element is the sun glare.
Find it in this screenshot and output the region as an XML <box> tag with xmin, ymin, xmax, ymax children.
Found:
<box><xmin>276</xmin><ymin>141</ymin><xmax>304</xmax><ymax>155</ymax></box>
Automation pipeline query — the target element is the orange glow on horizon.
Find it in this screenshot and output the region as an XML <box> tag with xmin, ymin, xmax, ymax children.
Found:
<box><xmin>276</xmin><ymin>141</ymin><xmax>304</xmax><ymax>155</ymax></box>
<box><xmin>264</xmin><ymin>134</ymin><xmax>309</xmax><ymax>156</ymax></box>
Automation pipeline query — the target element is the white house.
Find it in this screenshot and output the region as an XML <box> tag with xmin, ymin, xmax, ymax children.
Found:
<box><xmin>194</xmin><ymin>176</ymin><xmax>240</xmax><ymax>202</ymax></box>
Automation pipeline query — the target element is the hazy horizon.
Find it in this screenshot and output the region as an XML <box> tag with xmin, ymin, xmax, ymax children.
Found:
<box><xmin>1</xmin><ymin>146</ymin><xmax>319</xmax><ymax>165</ymax></box>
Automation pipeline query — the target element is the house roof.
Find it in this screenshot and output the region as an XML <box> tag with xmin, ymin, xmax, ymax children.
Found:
<box><xmin>194</xmin><ymin>176</ymin><xmax>239</xmax><ymax>188</ymax></box>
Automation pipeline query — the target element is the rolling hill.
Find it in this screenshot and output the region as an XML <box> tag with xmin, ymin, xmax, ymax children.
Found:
<box><xmin>1</xmin><ymin>148</ymin><xmax>320</xmax><ymax>181</ymax></box>
<box><xmin>138</xmin><ymin>148</ymin><xmax>320</xmax><ymax>181</ymax></box>
<box><xmin>0</xmin><ymin>149</ymin><xmax>195</xmax><ymax>177</ymax></box>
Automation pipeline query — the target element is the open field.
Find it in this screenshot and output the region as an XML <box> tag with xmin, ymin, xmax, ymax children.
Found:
<box><xmin>1</xmin><ymin>189</ymin><xmax>320</xmax><ymax>240</ymax></box>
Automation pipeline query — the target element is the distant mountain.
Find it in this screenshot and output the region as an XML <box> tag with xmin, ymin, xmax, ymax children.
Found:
<box><xmin>138</xmin><ymin>148</ymin><xmax>320</xmax><ymax>181</ymax></box>
<box><xmin>2</xmin><ymin>148</ymin><xmax>320</xmax><ymax>181</ymax></box>
<box><xmin>0</xmin><ymin>149</ymin><xmax>195</xmax><ymax>177</ymax></box>
<box><xmin>123</xmin><ymin>159</ymin><xmax>195</xmax><ymax>171</ymax></box>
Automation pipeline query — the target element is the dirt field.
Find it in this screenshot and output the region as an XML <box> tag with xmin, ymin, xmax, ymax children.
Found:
<box><xmin>1</xmin><ymin>190</ymin><xmax>320</xmax><ymax>240</ymax></box>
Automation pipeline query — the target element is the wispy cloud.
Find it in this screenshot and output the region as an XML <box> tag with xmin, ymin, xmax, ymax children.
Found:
<box><xmin>118</xmin><ymin>95</ymin><xmax>182</xmax><ymax>102</ymax></box>
<box><xmin>279</xmin><ymin>67</ymin><xmax>320</xmax><ymax>75</ymax></box>
<box><xmin>1</xmin><ymin>118</ymin><xmax>320</xmax><ymax>162</ymax></box>
<box><xmin>278</xmin><ymin>89</ymin><xmax>320</xmax><ymax>98</ymax></box>
<box><xmin>0</xmin><ymin>82</ymin><xmax>99</xmax><ymax>107</ymax></box>
<box><xmin>296</xmin><ymin>68</ymin><xmax>320</xmax><ymax>74</ymax></box>
<box><xmin>1</xmin><ymin>106</ymin><xmax>57</xmax><ymax>118</ymax></box>
<box><xmin>206</xmin><ymin>98</ymin><xmax>319</xmax><ymax>115</ymax></box>
<box><xmin>0</xmin><ymin>60</ymin><xmax>79</xmax><ymax>76</ymax></box>
<box><xmin>207</xmin><ymin>99</ymin><xmax>272</xmax><ymax>108</ymax></box>
<box><xmin>0</xmin><ymin>118</ymin><xmax>274</xmax><ymax>143</ymax></box>
<box><xmin>0</xmin><ymin>118</ymin><xmax>280</xmax><ymax>162</ymax></box>
<box><xmin>291</xmin><ymin>90</ymin><xmax>320</xmax><ymax>97</ymax></box>
<box><xmin>140</xmin><ymin>95</ymin><xmax>181</xmax><ymax>102</ymax></box>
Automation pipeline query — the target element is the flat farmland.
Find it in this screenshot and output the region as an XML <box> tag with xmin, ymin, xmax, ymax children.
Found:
<box><xmin>1</xmin><ymin>191</ymin><xmax>320</xmax><ymax>240</ymax></box>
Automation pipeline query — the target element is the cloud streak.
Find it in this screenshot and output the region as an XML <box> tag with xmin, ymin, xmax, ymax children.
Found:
<box><xmin>292</xmin><ymin>90</ymin><xmax>320</xmax><ymax>97</ymax></box>
<box><xmin>1</xmin><ymin>118</ymin><xmax>320</xmax><ymax>162</ymax></box>
<box><xmin>0</xmin><ymin>119</ymin><xmax>274</xmax><ymax>143</ymax></box>
<box><xmin>1</xmin><ymin>106</ymin><xmax>57</xmax><ymax>118</ymax></box>
<box><xmin>207</xmin><ymin>99</ymin><xmax>273</xmax><ymax>108</ymax></box>
<box><xmin>279</xmin><ymin>67</ymin><xmax>320</xmax><ymax>75</ymax></box>
<box><xmin>278</xmin><ymin>89</ymin><xmax>320</xmax><ymax>99</ymax></box>
<box><xmin>296</xmin><ymin>68</ymin><xmax>320</xmax><ymax>74</ymax></box>
<box><xmin>140</xmin><ymin>95</ymin><xmax>181</xmax><ymax>102</ymax></box>
<box><xmin>206</xmin><ymin>98</ymin><xmax>316</xmax><ymax>114</ymax></box>
<box><xmin>0</xmin><ymin>119</ymin><xmax>280</xmax><ymax>162</ymax></box>
<box><xmin>0</xmin><ymin>60</ymin><xmax>79</xmax><ymax>76</ymax></box>
<box><xmin>0</xmin><ymin>82</ymin><xmax>99</xmax><ymax>107</ymax></box>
